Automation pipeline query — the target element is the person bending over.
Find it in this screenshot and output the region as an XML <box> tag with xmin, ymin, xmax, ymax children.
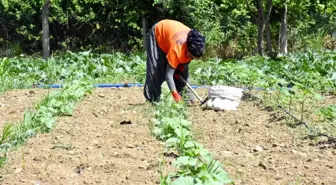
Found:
<box><xmin>144</xmin><ymin>19</ymin><xmax>205</xmax><ymax>103</ymax></box>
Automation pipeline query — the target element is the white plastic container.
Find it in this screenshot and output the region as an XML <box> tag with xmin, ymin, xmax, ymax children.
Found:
<box><xmin>204</xmin><ymin>86</ymin><xmax>243</xmax><ymax>111</ymax></box>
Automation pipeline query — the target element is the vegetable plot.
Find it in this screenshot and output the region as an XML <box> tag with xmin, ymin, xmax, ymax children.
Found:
<box><xmin>0</xmin><ymin>50</ymin><xmax>334</xmax><ymax>184</ymax></box>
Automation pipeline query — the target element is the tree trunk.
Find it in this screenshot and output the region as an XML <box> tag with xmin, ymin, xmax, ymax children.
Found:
<box><xmin>42</xmin><ymin>0</ymin><xmax>51</xmax><ymax>59</ymax></box>
<box><xmin>280</xmin><ymin>2</ymin><xmax>288</xmax><ymax>54</ymax></box>
<box><xmin>257</xmin><ymin>23</ymin><xmax>264</xmax><ymax>56</ymax></box>
<box><xmin>266</xmin><ymin>19</ymin><xmax>272</xmax><ymax>53</ymax></box>
<box><xmin>256</xmin><ymin>0</ymin><xmax>264</xmax><ymax>56</ymax></box>
<box><xmin>266</xmin><ymin>0</ymin><xmax>273</xmax><ymax>53</ymax></box>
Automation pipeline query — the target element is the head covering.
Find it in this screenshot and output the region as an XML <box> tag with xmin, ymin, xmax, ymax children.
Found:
<box><xmin>186</xmin><ymin>29</ymin><xmax>205</xmax><ymax>58</ymax></box>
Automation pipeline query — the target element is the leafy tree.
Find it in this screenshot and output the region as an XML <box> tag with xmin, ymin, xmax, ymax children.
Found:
<box><xmin>0</xmin><ymin>0</ymin><xmax>335</xmax><ymax>56</ymax></box>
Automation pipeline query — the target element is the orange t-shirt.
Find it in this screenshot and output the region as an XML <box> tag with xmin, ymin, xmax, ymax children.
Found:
<box><xmin>155</xmin><ymin>20</ymin><xmax>191</xmax><ymax>69</ymax></box>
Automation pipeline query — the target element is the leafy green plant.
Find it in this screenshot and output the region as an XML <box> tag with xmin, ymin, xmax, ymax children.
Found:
<box><xmin>319</xmin><ymin>105</ymin><xmax>336</xmax><ymax>121</ymax></box>
<box><xmin>0</xmin><ymin>51</ymin><xmax>147</xmax><ymax>93</ymax></box>
<box><xmin>152</xmin><ymin>94</ymin><xmax>232</xmax><ymax>185</ymax></box>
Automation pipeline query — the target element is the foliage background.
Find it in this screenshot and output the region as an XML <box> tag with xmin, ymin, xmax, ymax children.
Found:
<box><xmin>0</xmin><ymin>0</ymin><xmax>335</xmax><ymax>57</ymax></box>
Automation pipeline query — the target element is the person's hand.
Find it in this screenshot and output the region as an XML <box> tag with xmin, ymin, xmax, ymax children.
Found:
<box><xmin>172</xmin><ymin>90</ymin><xmax>183</xmax><ymax>102</ymax></box>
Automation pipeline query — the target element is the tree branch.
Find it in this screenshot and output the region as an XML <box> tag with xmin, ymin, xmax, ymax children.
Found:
<box><xmin>264</xmin><ymin>0</ymin><xmax>273</xmax><ymax>25</ymax></box>
<box><xmin>245</xmin><ymin>0</ymin><xmax>258</xmax><ymax>22</ymax></box>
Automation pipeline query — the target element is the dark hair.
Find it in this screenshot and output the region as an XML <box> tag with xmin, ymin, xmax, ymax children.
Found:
<box><xmin>187</xmin><ymin>29</ymin><xmax>205</xmax><ymax>57</ymax></box>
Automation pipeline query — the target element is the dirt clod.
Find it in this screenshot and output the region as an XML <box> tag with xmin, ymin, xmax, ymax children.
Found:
<box><xmin>120</xmin><ymin>120</ymin><xmax>132</xmax><ymax>125</ymax></box>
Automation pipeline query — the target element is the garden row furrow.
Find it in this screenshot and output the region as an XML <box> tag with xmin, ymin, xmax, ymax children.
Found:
<box><xmin>0</xmin><ymin>80</ymin><xmax>93</xmax><ymax>166</ymax></box>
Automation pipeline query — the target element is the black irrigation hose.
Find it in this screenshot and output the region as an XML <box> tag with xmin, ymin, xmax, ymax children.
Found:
<box><xmin>245</xmin><ymin>92</ymin><xmax>336</xmax><ymax>148</ymax></box>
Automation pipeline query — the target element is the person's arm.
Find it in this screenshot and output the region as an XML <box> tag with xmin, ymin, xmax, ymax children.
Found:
<box><xmin>166</xmin><ymin>63</ymin><xmax>176</xmax><ymax>91</ymax></box>
<box><xmin>166</xmin><ymin>63</ymin><xmax>182</xmax><ymax>102</ymax></box>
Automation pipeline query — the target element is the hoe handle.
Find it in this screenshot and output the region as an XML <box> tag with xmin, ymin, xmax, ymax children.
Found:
<box><xmin>179</xmin><ymin>76</ymin><xmax>206</xmax><ymax>104</ymax></box>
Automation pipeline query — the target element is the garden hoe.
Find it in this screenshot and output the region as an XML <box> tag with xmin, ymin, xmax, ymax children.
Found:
<box><xmin>179</xmin><ymin>76</ymin><xmax>208</xmax><ymax>106</ymax></box>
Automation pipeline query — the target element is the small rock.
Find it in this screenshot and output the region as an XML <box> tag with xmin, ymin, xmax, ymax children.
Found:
<box><xmin>220</xmin><ymin>151</ymin><xmax>233</xmax><ymax>157</ymax></box>
<box><xmin>126</xmin><ymin>144</ymin><xmax>135</xmax><ymax>148</ymax></box>
<box><xmin>139</xmin><ymin>161</ymin><xmax>149</xmax><ymax>169</ymax></box>
<box><xmin>75</xmin><ymin>164</ymin><xmax>87</xmax><ymax>174</ymax></box>
<box><xmin>14</xmin><ymin>168</ymin><xmax>23</xmax><ymax>174</ymax></box>
<box><xmin>326</xmin><ymin>165</ymin><xmax>333</xmax><ymax>169</ymax></box>
<box><xmin>243</xmin><ymin>123</ymin><xmax>250</xmax><ymax>127</ymax></box>
<box><xmin>304</xmin><ymin>165</ymin><xmax>309</xmax><ymax>169</ymax></box>
<box><xmin>98</xmin><ymin>94</ymin><xmax>105</xmax><ymax>98</ymax></box>
<box><xmin>113</xmin><ymin>152</ymin><xmax>119</xmax><ymax>157</ymax></box>
<box><xmin>272</xmin><ymin>143</ymin><xmax>285</xmax><ymax>147</ymax></box>
<box><xmin>291</xmin><ymin>150</ymin><xmax>307</xmax><ymax>157</ymax></box>
<box><xmin>275</xmin><ymin>174</ymin><xmax>282</xmax><ymax>180</ymax></box>
<box><xmin>120</xmin><ymin>120</ymin><xmax>132</xmax><ymax>125</ymax></box>
<box><xmin>268</xmin><ymin>167</ymin><xmax>275</xmax><ymax>171</ymax></box>
<box><xmin>254</xmin><ymin>146</ymin><xmax>264</xmax><ymax>152</ymax></box>
<box><xmin>259</xmin><ymin>162</ymin><xmax>267</xmax><ymax>170</ymax></box>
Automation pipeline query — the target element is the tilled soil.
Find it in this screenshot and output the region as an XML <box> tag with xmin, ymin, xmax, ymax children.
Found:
<box><xmin>0</xmin><ymin>88</ymin><xmax>335</xmax><ymax>185</ymax></box>
<box><xmin>0</xmin><ymin>88</ymin><xmax>163</xmax><ymax>185</ymax></box>
<box><xmin>0</xmin><ymin>89</ymin><xmax>50</xmax><ymax>129</ymax></box>
<box><xmin>189</xmin><ymin>90</ymin><xmax>336</xmax><ymax>185</ymax></box>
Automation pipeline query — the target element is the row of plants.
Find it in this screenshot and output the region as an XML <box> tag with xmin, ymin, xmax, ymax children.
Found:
<box><xmin>0</xmin><ymin>79</ymin><xmax>93</xmax><ymax>166</ymax></box>
<box><xmin>0</xmin><ymin>51</ymin><xmax>146</xmax><ymax>93</ymax></box>
<box><xmin>152</xmin><ymin>93</ymin><xmax>232</xmax><ymax>185</ymax></box>
<box><xmin>1</xmin><ymin>50</ymin><xmax>334</xmax><ymax>93</ymax></box>
<box><xmin>190</xmin><ymin>50</ymin><xmax>336</xmax><ymax>91</ymax></box>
